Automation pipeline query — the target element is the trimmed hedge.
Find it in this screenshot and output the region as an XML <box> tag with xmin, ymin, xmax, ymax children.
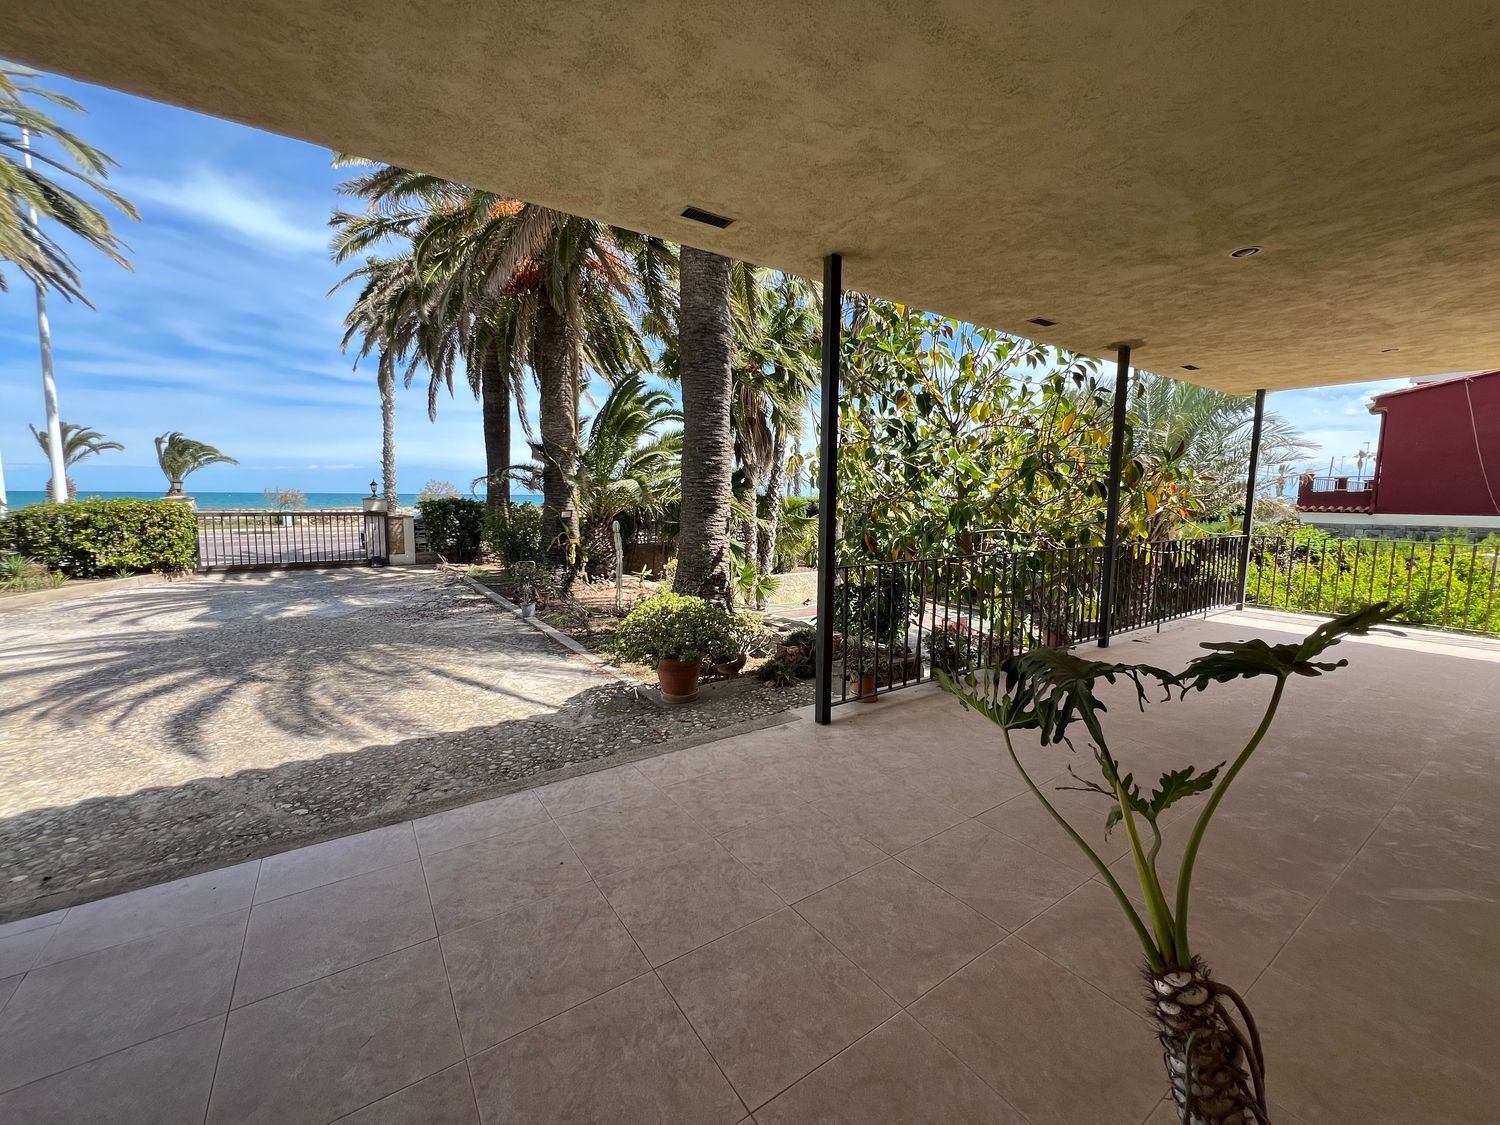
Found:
<box><xmin>418</xmin><ymin>497</ymin><xmax>485</xmax><ymax>561</ymax></box>
<box><xmin>482</xmin><ymin>503</ymin><xmax>542</xmax><ymax>565</ymax></box>
<box><xmin>0</xmin><ymin>499</ymin><xmax>198</xmax><ymax>577</ymax></box>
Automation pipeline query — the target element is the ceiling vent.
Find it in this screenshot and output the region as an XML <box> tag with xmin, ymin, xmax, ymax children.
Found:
<box><xmin>1028</xmin><ymin>317</ymin><xmax>1057</xmax><ymax>327</ymax></box>
<box><xmin>681</xmin><ymin>206</ymin><xmax>734</xmax><ymax>229</ymax></box>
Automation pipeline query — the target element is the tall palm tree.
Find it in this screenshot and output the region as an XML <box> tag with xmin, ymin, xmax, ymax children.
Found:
<box><xmin>730</xmin><ymin>268</ymin><xmax>820</xmax><ymax>596</ymax></box>
<box><xmin>154</xmin><ymin>432</ymin><xmax>237</xmax><ymax>496</ymax></box>
<box><xmin>2</xmin><ymin>65</ymin><xmax>136</xmax><ymax>503</ymax></box>
<box><xmin>28</xmin><ymin>420</ymin><xmax>122</xmax><ymax>500</ymax></box>
<box><xmin>674</xmin><ymin>246</ymin><xmax>735</xmax><ymax>599</ymax></box>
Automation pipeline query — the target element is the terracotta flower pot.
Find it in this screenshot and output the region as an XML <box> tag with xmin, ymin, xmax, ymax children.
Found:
<box><xmin>657</xmin><ymin>656</ymin><xmax>703</xmax><ymax>704</ymax></box>
<box><xmin>713</xmin><ymin>653</ymin><xmax>747</xmax><ymax>677</ymax></box>
<box><xmin>857</xmin><ymin>671</ymin><xmax>878</xmax><ymax>702</ymax></box>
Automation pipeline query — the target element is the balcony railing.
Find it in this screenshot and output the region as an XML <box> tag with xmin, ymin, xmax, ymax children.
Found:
<box><xmin>1296</xmin><ymin>473</ymin><xmax>1376</xmax><ymax>512</ymax></box>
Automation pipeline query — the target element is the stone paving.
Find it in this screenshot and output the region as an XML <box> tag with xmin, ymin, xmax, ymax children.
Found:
<box><xmin>0</xmin><ymin>569</ymin><xmax>809</xmax><ymax>917</ymax></box>
<box><xmin>0</xmin><ymin>612</ymin><xmax>1494</xmax><ymax>1123</ymax></box>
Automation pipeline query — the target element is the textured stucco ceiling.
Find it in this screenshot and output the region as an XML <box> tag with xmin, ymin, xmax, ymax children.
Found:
<box><xmin>7</xmin><ymin>1</ymin><xmax>1500</xmax><ymax>393</ymax></box>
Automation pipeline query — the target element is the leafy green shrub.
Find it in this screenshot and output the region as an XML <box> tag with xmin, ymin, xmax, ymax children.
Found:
<box><xmin>419</xmin><ymin>497</ymin><xmax>485</xmax><ymax>561</ymax></box>
<box><xmin>758</xmin><ymin>655</ymin><xmax>798</xmax><ymax>686</ymax></box>
<box><xmin>613</xmin><ymin>592</ymin><xmax>740</xmax><ymax>663</ymax></box>
<box><xmin>482</xmin><ymin>503</ymin><xmax>542</xmax><ymax>564</ymax></box>
<box><xmin>0</xmin><ymin>499</ymin><xmax>197</xmax><ymax>577</ymax></box>
<box><xmin>0</xmin><ymin>553</ymin><xmax>66</xmax><ymax>591</ymax></box>
<box><xmin>774</xmin><ymin>495</ymin><xmax>818</xmax><ymax>571</ymax></box>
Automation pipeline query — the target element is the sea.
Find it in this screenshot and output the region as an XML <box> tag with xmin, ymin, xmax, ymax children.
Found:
<box><xmin>4</xmin><ymin>490</ymin><xmax>545</xmax><ymax>511</ymax></box>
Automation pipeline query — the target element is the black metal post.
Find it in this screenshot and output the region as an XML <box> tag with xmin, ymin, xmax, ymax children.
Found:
<box><xmin>1237</xmin><ymin>388</ymin><xmax>1266</xmax><ymax>607</ymax></box>
<box><xmin>1097</xmin><ymin>346</ymin><xmax>1131</xmax><ymax>647</ymax></box>
<box><xmin>814</xmin><ymin>254</ymin><xmax>843</xmax><ymax>724</ymax></box>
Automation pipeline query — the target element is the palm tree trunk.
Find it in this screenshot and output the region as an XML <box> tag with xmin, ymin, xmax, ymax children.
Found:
<box><xmin>1149</xmin><ymin>958</ymin><xmax>1265</xmax><ymax>1124</ymax></box>
<box><xmin>479</xmin><ymin>343</ymin><xmax>511</xmax><ymax>511</ymax></box>
<box><xmin>537</xmin><ymin>300</ymin><xmax>578</xmax><ymax>574</ymax></box>
<box><xmin>674</xmin><ymin>246</ymin><xmax>734</xmax><ymax>600</ymax></box>
<box><xmin>378</xmin><ymin>358</ymin><xmax>398</xmax><ymax>514</ymax></box>
<box><xmin>760</xmin><ymin>428</ymin><xmax>786</xmax><ymax>575</ymax></box>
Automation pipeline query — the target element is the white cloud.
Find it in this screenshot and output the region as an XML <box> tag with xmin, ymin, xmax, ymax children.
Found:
<box><xmin>124</xmin><ymin>167</ymin><xmax>329</xmax><ymax>255</ymax></box>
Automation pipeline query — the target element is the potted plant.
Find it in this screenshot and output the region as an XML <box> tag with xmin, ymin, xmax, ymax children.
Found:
<box><xmin>852</xmin><ymin>649</ymin><xmax>881</xmax><ymax>702</ymax></box>
<box><xmin>712</xmin><ymin>612</ymin><xmax>761</xmax><ymax>677</ymax></box>
<box><xmin>614</xmin><ymin>592</ymin><xmax>739</xmax><ymax>704</ymax></box>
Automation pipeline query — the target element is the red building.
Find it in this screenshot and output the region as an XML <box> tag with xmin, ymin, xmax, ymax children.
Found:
<box><xmin>1297</xmin><ymin>370</ymin><xmax>1500</xmax><ymax>535</ymax></box>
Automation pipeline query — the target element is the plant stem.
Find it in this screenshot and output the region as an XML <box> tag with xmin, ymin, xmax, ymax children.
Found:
<box><xmin>1003</xmin><ymin>728</ymin><xmax>1163</xmax><ymax>971</ymax></box>
<box><xmin>1174</xmin><ymin>676</ymin><xmax>1287</xmax><ymax>957</ymax></box>
<box><xmin>1115</xmin><ymin>780</ymin><xmax>1178</xmax><ymax>961</ymax></box>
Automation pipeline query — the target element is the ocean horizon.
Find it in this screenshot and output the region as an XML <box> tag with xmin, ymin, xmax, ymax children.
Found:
<box><xmin>5</xmin><ymin>490</ymin><xmax>545</xmax><ymax>511</ymax></box>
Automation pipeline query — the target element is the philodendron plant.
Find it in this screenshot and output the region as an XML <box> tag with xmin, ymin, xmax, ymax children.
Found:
<box><xmin>937</xmin><ymin>603</ymin><xmax>1399</xmax><ymax>1125</ymax></box>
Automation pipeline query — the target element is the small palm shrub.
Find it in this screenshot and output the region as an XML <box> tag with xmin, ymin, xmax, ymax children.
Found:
<box><xmin>938</xmin><ymin>603</ymin><xmax>1399</xmax><ymax>1124</ymax></box>
<box><xmin>613</xmin><ymin>592</ymin><xmax>740</xmax><ymax>663</ymax></box>
<box><xmin>0</xmin><ymin>554</ymin><xmax>66</xmax><ymax>592</ymax></box>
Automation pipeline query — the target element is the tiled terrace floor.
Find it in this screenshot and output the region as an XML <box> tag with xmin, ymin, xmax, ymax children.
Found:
<box><xmin>0</xmin><ymin>610</ymin><xmax>1496</xmax><ymax>1123</ymax></box>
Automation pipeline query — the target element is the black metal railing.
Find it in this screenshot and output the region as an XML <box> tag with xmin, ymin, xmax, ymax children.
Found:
<box><xmin>1246</xmin><ymin>534</ymin><xmax>1500</xmax><ymax>636</ymax></box>
<box><xmin>830</xmin><ymin>535</ymin><xmax>1244</xmax><ymax>706</ymax></box>
<box><xmin>195</xmin><ymin>510</ymin><xmax>378</xmax><ymax>570</ymax></box>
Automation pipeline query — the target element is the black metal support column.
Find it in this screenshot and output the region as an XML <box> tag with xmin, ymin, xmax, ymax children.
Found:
<box><xmin>1097</xmin><ymin>346</ymin><xmax>1131</xmax><ymax>647</ymax></box>
<box><xmin>814</xmin><ymin>253</ymin><xmax>843</xmax><ymax>724</ymax></box>
<box><xmin>1236</xmin><ymin>388</ymin><xmax>1267</xmax><ymax>607</ymax></box>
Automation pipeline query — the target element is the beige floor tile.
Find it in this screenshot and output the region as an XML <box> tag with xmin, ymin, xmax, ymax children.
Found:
<box><xmin>422</xmin><ymin>820</ymin><xmax>592</xmax><ymax>933</ymax></box>
<box><xmin>412</xmin><ymin>790</ymin><xmax>550</xmax><ymax>856</ymax></box>
<box><xmin>441</xmin><ymin>883</ymin><xmax>648</xmax><ymax>1052</ymax></box>
<box><xmin>631</xmin><ymin>742</ymin><xmax>725</xmax><ymax>786</ymax></box>
<box><xmin>0</xmin><ymin>974</ymin><xmax>20</xmax><ymax>1013</ymax></box>
<box><xmin>1249</xmin><ymin>967</ymin><xmax>1500</xmax><ymax>1125</ymax></box>
<box><xmin>795</xmin><ymin>860</ymin><xmax>1002</xmax><ymax>1003</ymax></box>
<box><xmin>765</xmin><ymin>753</ymin><xmax>884</xmax><ymax>804</ymax></box>
<box><xmin>808</xmin><ymin>776</ymin><xmax>967</xmax><ymax>854</ymax></box>
<box><xmin>978</xmin><ymin>787</ymin><xmax>1131</xmax><ymax>867</ymax></box>
<box><xmin>897</xmin><ymin>819</ymin><xmax>1093</xmax><ymax>930</ymax></box>
<box><xmin>719</xmin><ymin>805</ymin><xmax>886</xmax><ymax>902</ymax></box>
<box><xmin>234</xmin><ymin>860</ymin><xmax>436</xmax><ymax>1006</ymax></box>
<box><xmin>0</xmin><ymin>908</ymin><xmax>67</xmax><ymax>941</ymax></box>
<box><xmin>1016</xmin><ymin>881</ymin><xmax>1157</xmax><ymax>1015</ymax></box>
<box><xmin>553</xmin><ymin>789</ymin><xmax>716</xmax><ymax>878</ymax></box>
<box><xmin>1270</xmin><ymin>899</ymin><xmax>1500</xmax><ymax>1061</ymax></box>
<box><xmin>0</xmin><ymin>910</ymin><xmax>245</xmax><ymax>1093</ymax></box>
<box><xmin>658</xmin><ymin>908</ymin><xmax>897</xmax><ymax>1109</ymax></box>
<box><xmin>597</xmin><ymin>842</ymin><xmax>783</xmax><ymax>965</ymax></box>
<box><xmin>663</xmin><ymin>769</ymin><xmax>807</xmax><ymax>836</ymax></box>
<box><xmin>0</xmin><ymin>1015</ymin><xmax>223</xmax><ymax>1125</ymax></box>
<box><xmin>754</xmin><ymin>1013</ymin><xmax>1027</xmax><ymax>1124</ymax></box>
<box><xmin>0</xmin><ymin>923</ymin><xmax>55</xmax><ymax>977</ymax></box>
<box><xmin>337</xmin><ymin>1063</ymin><xmax>479</xmax><ymax>1125</ymax></box>
<box><xmin>468</xmin><ymin>973</ymin><xmax>743</xmax><ymax>1123</ymax></box>
<box><xmin>35</xmin><ymin>861</ymin><xmax>258</xmax><ymax>966</ymax></box>
<box><xmin>254</xmin><ymin>822</ymin><xmax>418</xmax><ymax>904</ymax></box>
<box><xmin>910</xmin><ymin>938</ymin><xmax>1162</xmax><ymax>1125</ymax></box>
<box><xmin>532</xmin><ymin>762</ymin><xmax>659</xmax><ymax>817</ymax></box>
<box><xmin>884</xmin><ymin>754</ymin><xmax>1029</xmax><ymax>817</ymax></box>
<box><xmin>209</xmin><ymin>940</ymin><xmax>462</xmax><ymax>1125</ymax></box>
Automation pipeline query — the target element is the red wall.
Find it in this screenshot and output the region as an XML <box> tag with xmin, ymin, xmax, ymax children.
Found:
<box><xmin>1374</xmin><ymin>374</ymin><xmax>1500</xmax><ymax>516</ymax></box>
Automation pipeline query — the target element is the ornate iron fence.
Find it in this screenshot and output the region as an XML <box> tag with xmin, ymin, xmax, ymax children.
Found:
<box><xmin>829</xmin><ymin>535</ymin><xmax>1243</xmax><ymax>706</ymax></box>
<box><xmin>195</xmin><ymin>510</ymin><xmax>380</xmax><ymax>570</ymax></box>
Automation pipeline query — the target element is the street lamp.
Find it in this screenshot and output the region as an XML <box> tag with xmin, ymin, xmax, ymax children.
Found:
<box><xmin>369</xmin><ymin>479</ymin><xmax>378</xmax><ymax>498</ymax></box>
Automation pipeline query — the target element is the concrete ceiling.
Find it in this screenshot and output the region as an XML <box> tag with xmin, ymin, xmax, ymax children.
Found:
<box><xmin>7</xmin><ymin>1</ymin><xmax>1500</xmax><ymax>393</ymax></box>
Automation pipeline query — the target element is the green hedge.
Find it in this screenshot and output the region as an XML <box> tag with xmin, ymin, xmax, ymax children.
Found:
<box><xmin>482</xmin><ymin>503</ymin><xmax>542</xmax><ymax>565</ymax></box>
<box><xmin>0</xmin><ymin>499</ymin><xmax>198</xmax><ymax>577</ymax></box>
<box><xmin>418</xmin><ymin>497</ymin><xmax>485</xmax><ymax>561</ymax></box>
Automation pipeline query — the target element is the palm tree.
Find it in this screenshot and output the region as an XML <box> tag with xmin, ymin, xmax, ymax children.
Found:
<box><xmin>154</xmin><ymin>432</ymin><xmax>237</xmax><ymax>496</ymax></box>
<box><xmin>2</xmin><ymin>66</ymin><xmax>137</xmax><ymax>504</ymax></box>
<box><xmin>557</xmin><ymin>372</ymin><xmax>681</xmax><ymax>578</ymax></box>
<box><xmin>674</xmin><ymin>246</ymin><xmax>735</xmax><ymax>599</ymax></box>
<box><xmin>28</xmin><ymin>421</ymin><xmax>122</xmax><ymax>500</ymax></box>
<box><xmin>730</xmin><ymin>267</ymin><xmax>820</xmax><ymax>599</ymax></box>
<box><xmin>1131</xmin><ymin>375</ymin><xmax>1311</xmax><ymax>527</ymax></box>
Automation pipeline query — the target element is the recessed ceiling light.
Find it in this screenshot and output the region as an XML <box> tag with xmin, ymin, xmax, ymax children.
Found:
<box><xmin>1028</xmin><ymin>317</ymin><xmax>1057</xmax><ymax>327</ymax></box>
<box><xmin>680</xmin><ymin>206</ymin><xmax>734</xmax><ymax>229</ymax></box>
<box><xmin>1229</xmin><ymin>246</ymin><xmax>1262</xmax><ymax>258</ymax></box>
<box><xmin>1181</xmin><ymin>364</ymin><xmax>1200</xmax><ymax>371</ymax></box>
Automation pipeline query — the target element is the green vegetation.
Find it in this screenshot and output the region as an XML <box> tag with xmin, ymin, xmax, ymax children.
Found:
<box><xmin>0</xmin><ymin>498</ymin><xmax>197</xmax><ymax>577</ymax></box>
<box><xmin>0</xmin><ymin>553</ymin><xmax>66</xmax><ymax>592</ymax></box>
<box><xmin>417</xmin><ymin>480</ymin><xmax>460</xmax><ymax>501</ymax></box>
<box><xmin>1248</xmin><ymin>529</ymin><xmax>1500</xmax><ymax>634</ymax></box>
<box><xmin>939</xmin><ymin>604</ymin><xmax>1399</xmax><ymax>1122</ymax></box>
<box><xmin>482</xmin><ymin>503</ymin><xmax>543</xmax><ymax>566</ymax></box>
<box><xmin>612</xmin><ymin>592</ymin><xmax>741</xmax><ymax>663</ymax></box>
<box><xmin>262</xmin><ymin>487</ymin><xmax>307</xmax><ymax>512</ymax></box>
<box><xmin>29</xmin><ymin>421</ymin><xmax>123</xmax><ymax>500</ymax></box>
<box><xmin>418</xmin><ymin>497</ymin><xmax>485</xmax><ymax>562</ymax></box>
<box><xmin>154</xmin><ymin>432</ymin><xmax>237</xmax><ymax>494</ymax></box>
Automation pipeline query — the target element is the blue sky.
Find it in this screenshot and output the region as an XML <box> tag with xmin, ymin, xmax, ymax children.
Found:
<box><xmin>1</xmin><ymin>68</ymin><xmax>1405</xmax><ymax>496</ymax></box>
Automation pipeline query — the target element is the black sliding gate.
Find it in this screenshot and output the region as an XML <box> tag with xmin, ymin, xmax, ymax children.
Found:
<box><xmin>195</xmin><ymin>511</ymin><xmax>383</xmax><ymax>571</ymax></box>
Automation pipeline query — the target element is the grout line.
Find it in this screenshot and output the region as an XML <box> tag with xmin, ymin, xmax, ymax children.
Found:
<box><xmin>202</xmin><ymin>860</ymin><xmax>258</xmax><ymax>1125</ymax></box>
